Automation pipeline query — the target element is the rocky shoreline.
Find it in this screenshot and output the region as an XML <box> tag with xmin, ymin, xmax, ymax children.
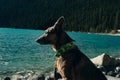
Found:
<box><xmin>1</xmin><ymin>53</ymin><xmax>120</xmax><ymax>80</ymax></box>
<box><xmin>91</xmin><ymin>53</ymin><xmax>120</xmax><ymax>80</ymax></box>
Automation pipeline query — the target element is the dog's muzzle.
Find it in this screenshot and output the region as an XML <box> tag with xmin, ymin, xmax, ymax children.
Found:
<box><xmin>36</xmin><ymin>35</ymin><xmax>51</xmax><ymax>45</ymax></box>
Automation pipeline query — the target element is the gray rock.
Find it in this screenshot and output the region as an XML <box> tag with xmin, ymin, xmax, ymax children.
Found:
<box><xmin>116</xmin><ymin>74</ymin><xmax>120</xmax><ymax>78</ymax></box>
<box><xmin>115</xmin><ymin>66</ymin><xmax>120</xmax><ymax>73</ymax></box>
<box><xmin>107</xmin><ymin>71</ymin><xmax>117</xmax><ymax>77</ymax></box>
<box><xmin>106</xmin><ymin>75</ymin><xmax>120</xmax><ymax>80</ymax></box>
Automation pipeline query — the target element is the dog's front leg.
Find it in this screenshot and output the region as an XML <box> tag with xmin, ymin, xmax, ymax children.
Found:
<box><xmin>60</xmin><ymin>67</ymin><xmax>73</xmax><ymax>80</ymax></box>
<box><xmin>54</xmin><ymin>67</ymin><xmax>62</xmax><ymax>80</ymax></box>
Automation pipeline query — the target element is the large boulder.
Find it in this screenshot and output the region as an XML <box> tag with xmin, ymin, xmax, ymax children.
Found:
<box><xmin>106</xmin><ymin>75</ymin><xmax>120</xmax><ymax>80</ymax></box>
<box><xmin>91</xmin><ymin>53</ymin><xmax>120</xmax><ymax>67</ymax></box>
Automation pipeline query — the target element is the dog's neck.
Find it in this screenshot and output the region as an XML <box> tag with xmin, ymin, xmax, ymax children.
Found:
<box><xmin>52</xmin><ymin>43</ymin><xmax>65</xmax><ymax>52</ymax></box>
<box><xmin>52</xmin><ymin>32</ymin><xmax>74</xmax><ymax>52</ymax></box>
<box><xmin>52</xmin><ymin>38</ymin><xmax>72</xmax><ymax>52</ymax></box>
<box><xmin>52</xmin><ymin>42</ymin><xmax>74</xmax><ymax>57</ymax></box>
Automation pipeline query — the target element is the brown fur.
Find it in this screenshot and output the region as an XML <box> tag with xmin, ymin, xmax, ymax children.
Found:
<box><xmin>36</xmin><ymin>16</ymin><xmax>107</xmax><ymax>80</ymax></box>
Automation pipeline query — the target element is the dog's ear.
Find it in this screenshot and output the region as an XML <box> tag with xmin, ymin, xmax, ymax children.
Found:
<box><xmin>54</xmin><ymin>16</ymin><xmax>65</xmax><ymax>30</ymax></box>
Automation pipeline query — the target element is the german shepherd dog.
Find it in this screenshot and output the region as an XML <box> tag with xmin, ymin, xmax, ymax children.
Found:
<box><xmin>36</xmin><ymin>16</ymin><xmax>107</xmax><ymax>80</ymax></box>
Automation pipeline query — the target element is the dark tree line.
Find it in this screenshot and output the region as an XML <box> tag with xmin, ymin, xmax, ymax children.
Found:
<box><xmin>0</xmin><ymin>0</ymin><xmax>120</xmax><ymax>33</ymax></box>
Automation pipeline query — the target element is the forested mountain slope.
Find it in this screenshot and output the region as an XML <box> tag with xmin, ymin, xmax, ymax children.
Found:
<box><xmin>0</xmin><ymin>0</ymin><xmax>120</xmax><ymax>32</ymax></box>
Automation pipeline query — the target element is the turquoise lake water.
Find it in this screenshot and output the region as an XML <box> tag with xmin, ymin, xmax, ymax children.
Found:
<box><xmin>0</xmin><ymin>28</ymin><xmax>120</xmax><ymax>75</ymax></box>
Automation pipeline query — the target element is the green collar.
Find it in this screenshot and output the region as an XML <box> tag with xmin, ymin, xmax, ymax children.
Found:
<box><xmin>55</xmin><ymin>42</ymin><xmax>74</xmax><ymax>57</ymax></box>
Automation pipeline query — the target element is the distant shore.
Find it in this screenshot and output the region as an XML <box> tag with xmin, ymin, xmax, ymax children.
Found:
<box><xmin>1</xmin><ymin>27</ymin><xmax>120</xmax><ymax>36</ymax></box>
<box><xmin>86</xmin><ymin>32</ymin><xmax>120</xmax><ymax>36</ymax></box>
<box><xmin>95</xmin><ymin>33</ymin><xmax>120</xmax><ymax>36</ymax></box>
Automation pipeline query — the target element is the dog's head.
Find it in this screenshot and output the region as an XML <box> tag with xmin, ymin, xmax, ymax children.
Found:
<box><xmin>36</xmin><ymin>16</ymin><xmax>74</xmax><ymax>45</ymax></box>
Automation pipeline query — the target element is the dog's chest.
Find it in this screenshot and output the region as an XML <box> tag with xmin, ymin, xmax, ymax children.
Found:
<box><xmin>56</xmin><ymin>57</ymin><xmax>66</xmax><ymax>73</ymax></box>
